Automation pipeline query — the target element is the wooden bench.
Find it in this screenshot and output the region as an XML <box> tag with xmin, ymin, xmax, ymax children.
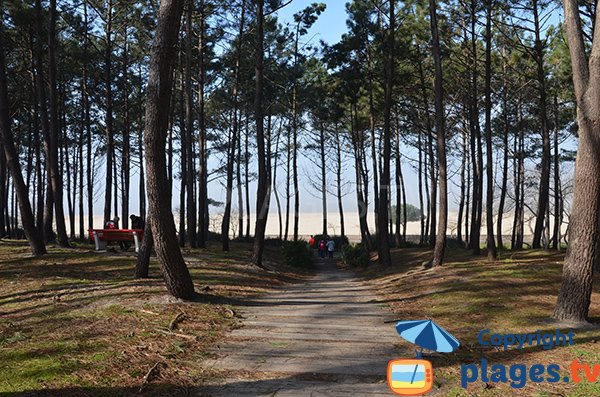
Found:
<box><xmin>88</xmin><ymin>229</ymin><xmax>144</xmax><ymax>253</ymax></box>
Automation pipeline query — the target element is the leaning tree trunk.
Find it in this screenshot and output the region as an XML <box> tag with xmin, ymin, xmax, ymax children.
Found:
<box><xmin>553</xmin><ymin>0</ymin><xmax>600</xmax><ymax>323</ymax></box>
<box><xmin>144</xmin><ymin>0</ymin><xmax>195</xmax><ymax>299</ymax></box>
<box><xmin>135</xmin><ymin>219</ymin><xmax>153</xmax><ymax>279</ymax></box>
<box><xmin>0</xmin><ymin>9</ymin><xmax>46</xmax><ymax>255</ymax></box>
<box><xmin>430</xmin><ymin>0</ymin><xmax>447</xmax><ymax>267</ymax></box>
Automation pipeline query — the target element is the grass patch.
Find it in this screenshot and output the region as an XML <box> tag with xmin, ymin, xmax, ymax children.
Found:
<box><xmin>354</xmin><ymin>247</ymin><xmax>600</xmax><ymax>397</ymax></box>
<box><xmin>0</xmin><ymin>240</ymin><xmax>306</xmax><ymax>395</ymax></box>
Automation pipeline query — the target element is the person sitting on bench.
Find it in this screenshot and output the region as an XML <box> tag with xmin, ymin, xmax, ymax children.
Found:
<box><xmin>130</xmin><ymin>214</ymin><xmax>145</xmax><ymax>230</ymax></box>
<box><xmin>104</xmin><ymin>216</ymin><xmax>120</xmax><ymax>230</ymax></box>
<box><xmin>104</xmin><ymin>217</ymin><xmax>127</xmax><ymax>250</ymax></box>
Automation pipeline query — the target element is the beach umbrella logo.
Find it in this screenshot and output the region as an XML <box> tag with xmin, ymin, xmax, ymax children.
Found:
<box><xmin>387</xmin><ymin>320</ymin><xmax>460</xmax><ymax>395</ymax></box>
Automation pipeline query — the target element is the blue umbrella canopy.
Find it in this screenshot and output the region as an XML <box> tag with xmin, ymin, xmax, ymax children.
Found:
<box><xmin>395</xmin><ymin>320</ymin><xmax>460</xmax><ymax>353</ymax></box>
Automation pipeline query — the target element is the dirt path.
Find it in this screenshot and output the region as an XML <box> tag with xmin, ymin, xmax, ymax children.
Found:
<box><xmin>200</xmin><ymin>259</ymin><xmax>409</xmax><ymax>396</ymax></box>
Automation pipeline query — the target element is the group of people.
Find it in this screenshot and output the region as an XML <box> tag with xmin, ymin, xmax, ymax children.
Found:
<box><xmin>104</xmin><ymin>215</ymin><xmax>145</xmax><ymax>230</ymax></box>
<box><xmin>103</xmin><ymin>214</ymin><xmax>146</xmax><ymax>251</ymax></box>
<box><xmin>309</xmin><ymin>236</ymin><xmax>335</xmax><ymax>259</ymax></box>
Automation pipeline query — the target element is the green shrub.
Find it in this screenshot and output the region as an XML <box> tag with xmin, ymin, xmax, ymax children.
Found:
<box><xmin>281</xmin><ymin>240</ymin><xmax>313</xmax><ymax>268</ymax></box>
<box><xmin>342</xmin><ymin>243</ymin><xmax>370</xmax><ymax>268</ymax></box>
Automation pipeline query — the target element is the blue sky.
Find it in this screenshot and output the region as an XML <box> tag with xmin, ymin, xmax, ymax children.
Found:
<box><xmin>277</xmin><ymin>0</ymin><xmax>349</xmax><ymax>45</ymax></box>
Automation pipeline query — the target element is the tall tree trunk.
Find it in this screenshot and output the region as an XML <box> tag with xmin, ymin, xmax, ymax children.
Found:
<box><xmin>497</xmin><ymin>52</ymin><xmax>509</xmax><ymax>249</ymax></box>
<box><xmin>122</xmin><ymin>20</ymin><xmax>130</xmax><ymax>229</ymax></box>
<box><xmin>378</xmin><ymin>0</ymin><xmax>394</xmax><ymax>266</ymax></box>
<box><xmin>418</xmin><ymin>127</ymin><xmax>425</xmax><ymax>244</ymax></box>
<box><xmin>138</xmin><ymin>65</ymin><xmax>146</xmax><ymax>219</ymax></box>
<box><xmin>251</xmin><ymin>0</ymin><xmax>268</xmax><ymax>267</ymax></box>
<box><xmin>292</xmin><ymin>34</ymin><xmax>300</xmax><ymax>242</ymax></box>
<box><xmin>34</xmin><ymin>0</ymin><xmax>53</xmax><ymax>243</ymax></box>
<box><xmin>178</xmin><ymin>64</ymin><xmax>187</xmax><ymax>247</ymax></box>
<box><xmin>222</xmin><ymin>0</ymin><xmax>246</xmax><ymax>250</ymax></box>
<box><xmin>553</xmin><ymin>0</ymin><xmax>600</xmax><ymax>322</ymax></box>
<box><xmin>532</xmin><ymin>0</ymin><xmax>551</xmax><ymax>249</ymax></box>
<box><xmin>78</xmin><ymin>118</ymin><xmax>84</xmax><ymax>240</ymax></box>
<box><xmin>184</xmin><ymin>0</ymin><xmax>196</xmax><ymax>247</ymax></box>
<box><xmin>430</xmin><ymin>0</ymin><xmax>448</xmax><ymax>267</ymax></box>
<box><xmin>335</xmin><ymin>129</ymin><xmax>345</xmax><ymax>238</ymax></box>
<box><xmin>417</xmin><ymin>54</ymin><xmax>436</xmax><ymax>248</ymax></box>
<box><xmin>244</xmin><ymin>114</ymin><xmax>251</xmax><ymax>239</ymax></box>
<box><xmin>83</xmin><ymin>2</ymin><xmax>93</xmax><ymax>231</ymax></box>
<box><xmin>284</xmin><ymin>126</ymin><xmax>290</xmax><ymax>241</ymax></box>
<box><xmin>197</xmin><ymin>0</ymin><xmax>207</xmax><ymax>248</ymax></box>
<box><xmin>273</xmin><ymin>126</ymin><xmax>283</xmax><ymax>240</ymax></box>
<box><xmin>484</xmin><ymin>0</ymin><xmax>497</xmax><ymax>260</ymax></box>
<box><xmin>394</xmin><ymin>124</ymin><xmax>402</xmax><ymax>246</ymax></box>
<box><xmin>468</xmin><ymin>0</ymin><xmax>482</xmax><ymax>254</ymax></box>
<box><xmin>0</xmin><ymin>6</ymin><xmax>46</xmax><ymax>255</ymax></box>
<box><xmin>144</xmin><ymin>0</ymin><xmax>194</xmax><ymax>299</ymax></box>
<box><xmin>48</xmin><ymin>0</ymin><xmax>70</xmax><ymax>247</ymax></box>
<box><xmin>552</xmin><ymin>95</ymin><xmax>561</xmax><ymax>249</ymax></box>
<box><xmin>237</xmin><ymin>114</ymin><xmax>244</xmax><ymax>239</ymax></box>
<box><xmin>320</xmin><ymin>122</ymin><xmax>327</xmax><ymax>237</ymax></box>
<box><xmin>457</xmin><ymin>119</ymin><xmax>467</xmax><ymax>245</ymax></box>
<box><xmin>103</xmin><ymin>0</ymin><xmax>114</xmax><ymax>225</ymax></box>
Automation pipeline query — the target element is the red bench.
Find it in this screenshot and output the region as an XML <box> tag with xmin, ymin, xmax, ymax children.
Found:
<box><xmin>88</xmin><ymin>229</ymin><xmax>144</xmax><ymax>253</ymax></box>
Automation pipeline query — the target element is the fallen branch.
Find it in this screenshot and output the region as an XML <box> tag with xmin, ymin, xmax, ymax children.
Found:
<box><xmin>139</xmin><ymin>309</ymin><xmax>160</xmax><ymax>316</ymax></box>
<box><xmin>169</xmin><ymin>312</ymin><xmax>186</xmax><ymax>330</ymax></box>
<box><xmin>138</xmin><ymin>361</ymin><xmax>163</xmax><ymax>393</ymax></box>
<box><xmin>154</xmin><ymin>328</ymin><xmax>197</xmax><ymax>341</ymax></box>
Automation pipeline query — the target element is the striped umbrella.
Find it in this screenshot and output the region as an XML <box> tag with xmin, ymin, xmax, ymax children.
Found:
<box><xmin>395</xmin><ymin>320</ymin><xmax>460</xmax><ymax>356</ymax></box>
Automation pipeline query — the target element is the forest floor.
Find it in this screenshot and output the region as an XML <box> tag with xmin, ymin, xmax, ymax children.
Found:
<box><xmin>354</xmin><ymin>247</ymin><xmax>600</xmax><ymax>396</ymax></box>
<box><xmin>0</xmin><ymin>240</ymin><xmax>310</xmax><ymax>396</ymax></box>
<box><xmin>1</xmin><ymin>241</ymin><xmax>600</xmax><ymax>396</ymax></box>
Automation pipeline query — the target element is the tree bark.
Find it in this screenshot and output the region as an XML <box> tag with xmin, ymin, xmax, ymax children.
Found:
<box><xmin>0</xmin><ymin>7</ymin><xmax>46</xmax><ymax>255</ymax></box>
<box><xmin>378</xmin><ymin>0</ymin><xmax>394</xmax><ymax>267</ymax></box>
<box><xmin>184</xmin><ymin>0</ymin><xmax>196</xmax><ymax>247</ymax></box>
<box><xmin>484</xmin><ymin>0</ymin><xmax>497</xmax><ymax>260</ymax></box>
<box><xmin>553</xmin><ymin>0</ymin><xmax>600</xmax><ymax>323</ymax></box>
<box><xmin>335</xmin><ymin>129</ymin><xmax>345</xmax><ymax>238</ymax></box>
<box><xmin>122</xmin><ymin>18</ymin><xmax>130</xmax><ymax>230</ymax></box>
<box><xmin>430</xmin><ymin>0</ymin><xmax>447</xmax><ymax>267</ymax></box>
<box><xmin>135</xmin><ymin>219</ymin><xmax>153</xmax><ymax>279</ymax></box>
<box><xmin>251</xmin><ymin>0</ymin><xmax>269</xmax><ymax>268</ymax></box>
<box><xmin>497</xmin><ymin>52</ymin><xmax>509</xmax><ymax>250</ymax></box>
<box><xmin>197</xmin><ymin>0</ymin><xmax>207</xmax><ymax>248</ymax></box>
<box><xmin>103</xmin><ymin>0</ymin><xmax>114</xmax><ymax>225</ymax></box>
<box><xmin>319</xmin><ymin>122</ymin><xmax>327</xmax><ymax>237</ymax></box>
<box><xmin>222</xmin><ymin>0</ymin><xmax>246</xmax><ymax>250</ymax></box>
<box><xmin>144</xmin><ymin>0</ymin><xmax>195</xmax><ymax>299</ymax></box>
<box><xmin>468</xmin><ymin>0</ymin><xmax>482</xmax><ymax>254</ymax></box>
<box><xmin>532</xmin><ymin>0</ymin><xmax>551</xmax><ymax>249</ymax></box>
<box><xmin>47</xmin><ymin>0</ymin><xmax>70</xmax><ymax>247</ymax></box>
<box><xmin>552</xmin><ymin>95</ymin><xmax>561</xmax><ymax>249</ymax></box>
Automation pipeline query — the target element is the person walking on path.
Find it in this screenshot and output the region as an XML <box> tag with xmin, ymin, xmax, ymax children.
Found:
<box><xmin>326</xmin><ymin>238</ymin><xmax>335</xmax><ymax>259</ymax></box>
<box><xmin>318</xmin><ymin>239</ymin><xmax>326</xmax><ymax>258</ymax></box>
